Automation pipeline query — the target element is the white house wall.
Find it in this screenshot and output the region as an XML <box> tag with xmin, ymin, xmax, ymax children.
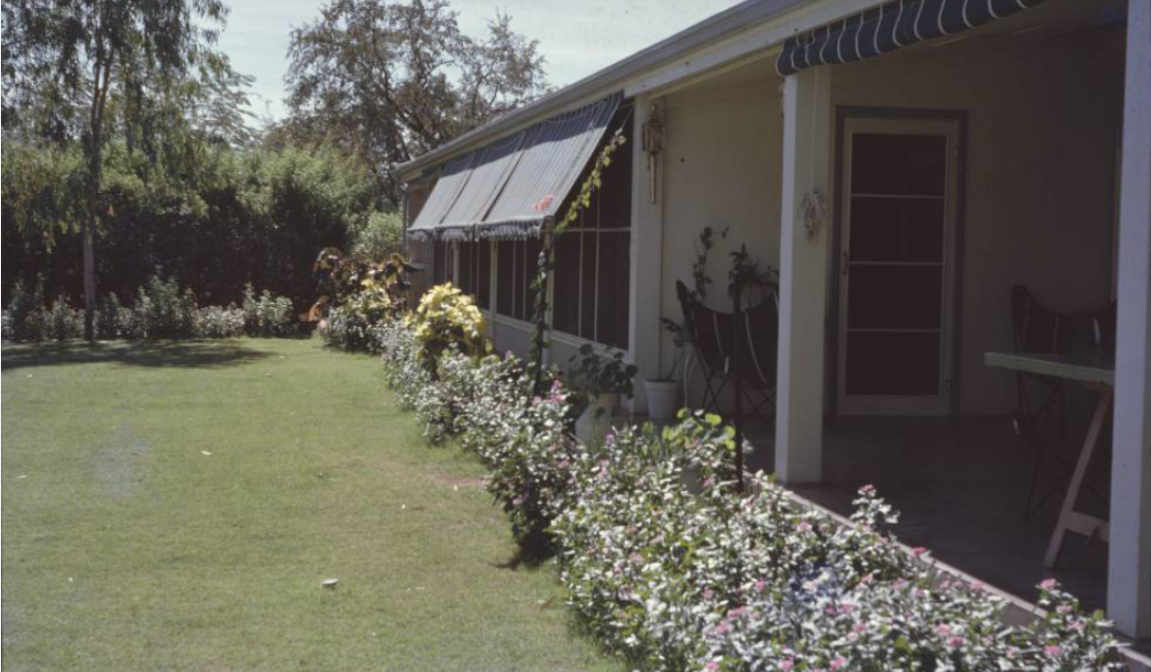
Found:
<box><xmin>658</xmin><ymin>71</ymin><xmax>784</xmax><ymax>405</ymax></box>
<box><xmin>830</xmin><ymin>27</ymin><xmax>1125</xmax><ymax>415</ymax></box>
<box><xmin>649</xmin><ymin>26</ymin><xmax>1124</xmax><ymax>417</ymax></box>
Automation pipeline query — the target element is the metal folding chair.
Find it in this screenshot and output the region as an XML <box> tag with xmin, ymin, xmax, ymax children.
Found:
<box><xmin>676</xmin><ymin>281</ymin><xmax>777</xmax><ymax>425</ymax></box>
<box><xmin>1011</xmin><ymin>285</ymin><xmax>1114</xmax><ymax>518</ymax></box>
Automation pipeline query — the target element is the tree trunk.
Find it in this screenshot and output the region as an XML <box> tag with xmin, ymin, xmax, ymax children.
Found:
<box><xmin>83</xmin><ymin>221</ymin><xmax>96</xmax><ymax>341</ymax></box>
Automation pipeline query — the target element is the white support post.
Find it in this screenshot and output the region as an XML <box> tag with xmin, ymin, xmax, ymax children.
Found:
<box><xmin>628</xmin><ymin>95</ymin><xmax>665</xmax><ymax>415</ymax></box>
<box><xmin>1109</xmin><ymin>0</ymin><xmax>1151</xmax><ymax>641</ymax></box>
<box><xmin>775</xmin><ymin>67</ymin><xmax>832</xmax><ymax>484</ymax></box>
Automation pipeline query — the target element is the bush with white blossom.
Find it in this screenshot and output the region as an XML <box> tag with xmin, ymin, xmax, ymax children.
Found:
<box><xmin>369</xmin><ymin>311</ymin><xmax>1123</xmax><ymax>672</ymax></box>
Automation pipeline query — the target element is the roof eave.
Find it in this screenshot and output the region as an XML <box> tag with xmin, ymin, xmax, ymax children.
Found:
<box><xmin>395</xmin><ymin>0</ymin><xmax>811</xmax><ymax>182</ymax></box>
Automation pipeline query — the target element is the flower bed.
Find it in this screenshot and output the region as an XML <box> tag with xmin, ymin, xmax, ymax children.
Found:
<box><xmin>369</xmin><ymin>309</ymin><xmax>1123</xmax><ymax>671</ymax></box>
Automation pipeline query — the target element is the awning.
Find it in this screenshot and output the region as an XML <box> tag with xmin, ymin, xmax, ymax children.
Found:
<box><xmin>776</xmin><ymin>0</ymin><xmax>1049</xmax><ymax>76</ymax></box>
<box><xmin>408</xmin><ymin>92</ymin><xmax>623</xmax><ymax>241</ymax></box>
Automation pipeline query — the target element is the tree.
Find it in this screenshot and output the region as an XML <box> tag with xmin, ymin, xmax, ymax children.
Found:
<box><xmin>2</xmin><ymin>0</ymin><xmax>236</xmax><ymax>340</ymax></box>
<box><xmin>284</xmin><ymin>0</ymin><xmax>549</xmax><ymax>205</ymax></box>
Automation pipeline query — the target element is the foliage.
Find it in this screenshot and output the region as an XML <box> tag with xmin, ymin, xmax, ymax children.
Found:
<box><xmin>566</xmin><ymin>343</ymin><xmax>639</xmax><ymax>401</ymax></box>
<box><xmin>693</xmin><ymin>226</ymin><xmax>728</xmax><ymax>301</ymax></box>
<box><xmin>242</xmin><ymin>284</ymin><xmax>296</xmax><ymax>337</ymax></box>
<box><xmin>313</xmin><ymin>247</ymin><xmax>421</xmax><ymax>351</ymax></box>
<box><xmin>551</xmin><ymin>414</ymin><xmax>1124</xmax><ymax>671</ymax></box>
<box><xmin>527</xmin><ymin>129</ymin><xmax>628</xmax><ymax>397</ymax></box>
<box><xmin>365</xmin><ymin>313</ymin><xmax>1125</xmax><ymax>671</ymax></box>
<box><xmin>2</xmin><ymin>143</ymin><xmax>383</xmax><ymax>310</ymax></box>
<box><xmin>193</xmin><ymin>305</ymin><xmax>246</xmax><ymax>339</ymax></box>
<box><xmin>411</xmin><ymin>283</ymin><xmax>489</xmax><ymax>372</ymax></box>
<box><xmin>349</xmin><ymin>210</ymin><xmax>404</xmax><ymax>260</ymax></box>
<box><xmin>282</xmin><ymin>0</ymin><xmax>550</xmax><ymax>203</ymax></box>
<box><xmin>2</xmin><ymin>0</ymin><xmax>240</xmax><ymax>338</ymax></box>
<box><xmin>3</xmin><ymin>273</ymin><xmax>295</xmax><ymax>342</ymax></box>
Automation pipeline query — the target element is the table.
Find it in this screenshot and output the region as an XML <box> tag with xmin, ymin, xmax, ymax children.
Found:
<box><xmin>985</xmin><ymin>351</ymin><xmax>1114</xmax><ymax>568</ymax></box>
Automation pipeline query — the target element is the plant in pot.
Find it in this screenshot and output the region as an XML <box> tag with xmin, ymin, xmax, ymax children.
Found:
<box><xmin>567</xmin><ymin>344</ymin><xmax>638</xmax><ymax>445</ymax></box>
<box><xmin>645</xmin><ymin>316</ymin><xmax>692</xmax><ymax>422</ymax></box>
<box><xmin>643</xmin><ymin>226</ymin><xmax>726</xmax><ymax>421</ymax></box>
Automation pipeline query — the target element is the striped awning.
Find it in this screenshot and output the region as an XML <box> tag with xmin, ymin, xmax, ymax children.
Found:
<box><xmin>776</xmin><ymin>0</ymin><xmax>1050</xmax><ymax>76</ymax></box>
<box><xmin>408</xmin><ymin>92</ymin><xmax>623</xmax><ymax>241</ymax></box>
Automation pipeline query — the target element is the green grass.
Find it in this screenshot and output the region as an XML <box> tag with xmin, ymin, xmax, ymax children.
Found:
<box><xmin>1</xmin><ymin>338</ymin><xmax>617</xmax><ymax>672</ymax></box>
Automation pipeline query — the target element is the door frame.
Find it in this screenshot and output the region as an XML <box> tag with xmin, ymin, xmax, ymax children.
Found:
<box><xmin>828</xmin><ymin>107</ymin><xmax>968</xmax><ymax>417</ymax></box>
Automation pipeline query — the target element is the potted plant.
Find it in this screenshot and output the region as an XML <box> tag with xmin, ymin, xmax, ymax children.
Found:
<box><xmin>644</xmin><ymin>316</ymin><xmax>691</xmax><ymax>421</ymax></box>
<box><xmin>567</xmin><ymin>344</ymin><xmax>638</xmax><ymax>445</ymax></box>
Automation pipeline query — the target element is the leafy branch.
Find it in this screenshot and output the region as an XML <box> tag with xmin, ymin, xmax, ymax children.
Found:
<box><xmin>526</xmin><ymin>128</ymin><xmax>628</xmax><ymax>399</ymax></box>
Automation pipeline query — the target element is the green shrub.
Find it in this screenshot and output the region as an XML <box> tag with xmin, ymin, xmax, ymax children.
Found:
<box><xmin>194</xmin><ymin>305</ymin><xmax>246</xmax><ymax>338</ymax></box>
<box><xmin>241</xmin><ymin>284</ymin><xmax>295</xmax><ymax>337</ymax></box>
<box><xmin>370</xmin><ymin>312</ymin><xmax>1125</xmax><ymax>672</ymax></box>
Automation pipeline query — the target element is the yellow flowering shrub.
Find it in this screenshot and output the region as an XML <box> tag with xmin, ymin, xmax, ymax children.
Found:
<box><xmin>412</xmin><ymin>283</ymin><xmax>489</xmax><ymax>371</ymax></box>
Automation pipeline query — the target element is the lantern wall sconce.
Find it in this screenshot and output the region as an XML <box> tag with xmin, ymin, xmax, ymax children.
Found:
<box><xmin>642</xmin><ymin>103</ymin><xmax>665</xmax><ymax>204</ymax></box>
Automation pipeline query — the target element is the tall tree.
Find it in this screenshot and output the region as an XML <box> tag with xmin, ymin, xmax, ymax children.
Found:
<box><xmin>284</xmin><ymin>0</ymin><xmax>549</xmax><ymax>205</ymax></box>
<box><xmin>2</xmin><ymin>0</ymin><xmax>233</xmax><ymax>340</ymax></box>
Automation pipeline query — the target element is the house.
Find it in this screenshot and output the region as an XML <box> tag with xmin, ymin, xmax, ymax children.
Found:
<box><xmin>397</xmin><ymin>0</ymin><xmax>1151</xmax><ymax>659</ymax></box>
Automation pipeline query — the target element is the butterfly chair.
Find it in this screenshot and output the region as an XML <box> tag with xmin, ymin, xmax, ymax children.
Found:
<box><xmin>1011</xmin><ymin>285</ymin><xmax>1114</xmax><ymax>518</ymax></box>
<box><xmin>676</xmin><ymin>280</ymin><xmax>777</xmax><ymax>426</ymax></box>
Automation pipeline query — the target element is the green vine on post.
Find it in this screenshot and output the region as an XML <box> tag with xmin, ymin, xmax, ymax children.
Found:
<box><xmin>526</xmin><ymin>128</ymin><xmax>628</xmax><ymax>399</ymax></box>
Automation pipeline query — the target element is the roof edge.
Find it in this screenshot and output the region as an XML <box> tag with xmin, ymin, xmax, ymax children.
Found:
<box><xmin>396</xmin><ymin>0</ymin><xmax>809</xmax><ymax>181</ymax></box>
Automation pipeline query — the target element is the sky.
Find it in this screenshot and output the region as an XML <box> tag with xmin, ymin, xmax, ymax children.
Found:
<box><xmin>216</xmin><ymin>0</ymin><xmax>746</xmax><ymax>122</ymax></box>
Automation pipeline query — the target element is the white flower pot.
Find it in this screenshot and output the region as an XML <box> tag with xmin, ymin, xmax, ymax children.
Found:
<box><xmin>644</xmin><ymin>379</ymin><xmax>682</xmax><ymax>422</ymax></box>
<box><xmin>575</xmin><ymin>392</ymin><xmax>619</xmax><ymax>445</ymax></box>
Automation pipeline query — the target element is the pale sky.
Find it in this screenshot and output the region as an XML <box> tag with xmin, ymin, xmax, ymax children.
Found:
<box><xmin>216</xmin><ymin>0</ymin><xmax>745</xmax><ymax>122</ymax></box>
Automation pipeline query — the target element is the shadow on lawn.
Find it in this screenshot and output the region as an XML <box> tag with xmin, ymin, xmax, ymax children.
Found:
<box><xmin>1</xmin><ymin>340</ymin><xmax>276</xmax><ymax>372</ymax></box>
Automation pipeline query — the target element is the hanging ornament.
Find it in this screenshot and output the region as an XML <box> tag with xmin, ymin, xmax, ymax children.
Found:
<box><xmin>800</xmin><ymin>190</ymin><xmax>827</xmax><ymax>241</ymax></box>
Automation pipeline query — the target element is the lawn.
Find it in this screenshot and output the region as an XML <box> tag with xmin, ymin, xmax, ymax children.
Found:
<box><xmin>1</xmin><ymin>338</ymin><xmax>617</xmax><ymax>672</ymax></box>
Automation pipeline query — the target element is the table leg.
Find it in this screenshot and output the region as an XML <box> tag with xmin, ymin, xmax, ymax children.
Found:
<box><xmin>1044</xmin><ymin>388</ymin><xmax>1113</xmax><ymax>569</ymax></box>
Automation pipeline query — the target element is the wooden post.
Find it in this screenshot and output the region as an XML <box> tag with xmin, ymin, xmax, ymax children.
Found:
<box><xmin>733</xmin><ymin>282</ymin><xmax>745</xmax><ymax>493</ymax></box>
<box><xmin>1108</xmin><ymin>0</ymin><xmax>1151</xmax><ymax>641</ymax></box>
<box><xmin>628</xmin><ymin>96</ymin><xmax>665</xmax><ymax>415</ymax></box>
<box><xmin>775</xmin><ymin>67</ymin><xmax>832</xmax><ymax>484</ymax></box>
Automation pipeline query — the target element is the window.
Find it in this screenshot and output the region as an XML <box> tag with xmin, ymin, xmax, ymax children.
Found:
<box><xmin>432</xmin><ymin>240</ymin><xmax>451</xmax><ymax>285</ymax></box>
<box><xmin>551</xmin><ymin>113</ymin><xmax>632</xmax><ymax>349</ymax></box>
<box><xmin>495</xmin><ymin>239</ymin><xmax>541</xmax><ymax>322</ymax></box>
<box><xmin>455</xmin><ymin>241</ymin><xmax>491</xmax><ymax>309</ymax></box>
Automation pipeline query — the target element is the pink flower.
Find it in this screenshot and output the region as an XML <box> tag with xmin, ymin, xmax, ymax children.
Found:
<box><xmin>947</xmin><ymin>636</ymin><xmax>965</xmax><ymax>648</ymax></box>
<box><xmin>859</xmin><ymin>484</ymin><xmax>875</xmax><ymax>494</ymax></box>
<box><xmin>712</xmin><ymin>621</ymin><xmax>729</xmax><ymax>635</ymax></box>
<box><xmin>630</xmin><ymin>553</ymin><xmax>644</xmax><ymax>564</ymax></box>
<box><xmin>512</xmin><ymin>496</ymin><xmax>524</xmax><ymax>507</ymax></box>
<box><xmin>703</xmin><ymin>589</ymin><xmax>715</xmax><ymax>600</ymax></box>
<box><xmin>934</xmin><ymin>624</ymin><xmax>952</xmax><ymax>637</ymax></box>
<box><xmin>853</xmin><ymin>621</ymin><xmax>867</xmax><ymax>633</ymax></box>
<box><xmin>830</xmin><ymin>657</ymin><xmax>847</xmax><ymax>670</ymax></box>
<box><xmin>532</xmin><ymin>194</ymin><xmax>556</xmax><ymax>212</ymax></box>
<box><xmin>702</xmin><ymin>477</ymin><xmax>715</xmax><ymax>489</ymax></box>
<box><xmin>780</xmin><ymin>660</ymin><xmax>794</xmax><ymax>671</ymax></box>
<box><xmin>797</xmin><ymin>520</ymin><xmax>812</xmax><ymax>533</ymax></box>
<box><xmin>1057</xmin><ymin>605</ymin><xmax>1073</xmax><ymax>614</ymax></box>
<box><xmin>557</xmin><ymin>459</ymin><xmax>571</xmax><ymax>470</ymax></box>
<box><xmin>727</xmin><ymin>607</ymin><xmax>748</xmax><ymax>619</ymax></box>
<box><xmin>705</xmin><ymin>662</ymin><xmax>720</xmax><ymax>671</ymax></box>
<box><xmin>911</xmin><ymin>547</ymin><xmax>928</xmax><ymax>557</ymax></box>
<box><xmin>1039</xmin><ymin>578</ymin><xmax>1058</xmax><ymax>591</ymax></box>
<box><xmin>1070</xmin><ymin>619</ymin><xmax>1086</xmax><ymax>632</ymax></box>
<box><xmin>755</xmin><ymin>579</ymin><xmax>767</xmax><ymax>592</ymax></box>
<box><xmin>1045</xmin><ymin>645</ymin><xmax>1063</xmax><ymax>657</ymax></box>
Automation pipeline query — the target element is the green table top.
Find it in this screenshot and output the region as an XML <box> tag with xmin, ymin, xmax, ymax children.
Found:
<box><xmin>984</xmin><ymin>351</ymin><xmax>1115</xmax><ymax>386</ymax></box>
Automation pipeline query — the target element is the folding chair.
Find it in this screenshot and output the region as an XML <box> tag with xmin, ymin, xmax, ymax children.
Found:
<box><xmin>676</xmin><ymin>281</ymin><xmax>777</xmax><ymax>425</ymax></box>
<box><xmin>1011</xmin><ymin>285</ymin><xmax>1114</xmax><ymax>518</ymax></box>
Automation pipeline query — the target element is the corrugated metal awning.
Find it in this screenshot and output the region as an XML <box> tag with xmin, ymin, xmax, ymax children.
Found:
<box><xmin>776</xmin><ymin>0</ymin><xmax>1049</xmax><ymax>76</ymax></box>
<box><xmin>408</xmin><ymin>92</ymin><xmax>623</xmax><ymax>241</ymax></box>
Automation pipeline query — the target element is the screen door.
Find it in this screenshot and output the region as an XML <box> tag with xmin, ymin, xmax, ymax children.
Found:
<box><xmin>837</xmin><ymin>116</ymin><xmax>961</xmax><ymax>416</ymax></box>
